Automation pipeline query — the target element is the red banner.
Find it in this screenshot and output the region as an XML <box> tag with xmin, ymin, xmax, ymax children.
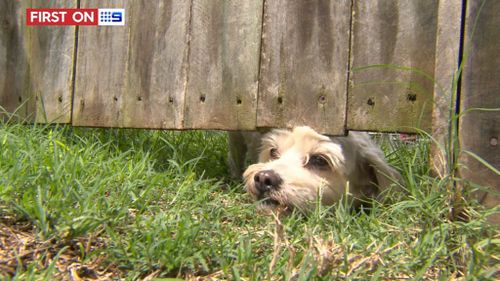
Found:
<box><xmin>26</xmin><ymin>9</ymin><xmax>99</xmax><ymax>26</ymax></box>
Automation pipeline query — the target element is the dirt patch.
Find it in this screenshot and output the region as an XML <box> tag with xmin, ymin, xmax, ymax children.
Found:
<box><xmin>0</xmin><ymin>217</ymin><xmax>120</xmax><ymax>280</ymax></box>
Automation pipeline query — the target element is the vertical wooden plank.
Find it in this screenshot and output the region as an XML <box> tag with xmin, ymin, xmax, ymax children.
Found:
<box><xmin>258</xmin><ymin>0</ymin><xmax>351</xmax><ymax>135</ymax></box>
<box><xmin>73</xmin><ymin>0</ymin><xmax>191</xmax><ymax>129</ymax></box>
<box><xmin>0</xmin><ymin>0</ymin><xmax>33</xmax><ymax>120</ymax></box>
<box><xmin>459</xmin><ymin>0</ymin><xmax>500</xmax><ymax>223</ymax></box>
<box><xmin>31</xmin><ymin>0</ymin><xmax>77</xmax><ymax>123</ymax></box>
<box><xmin>183</xmin><ymin>0</ymin><xmax>263</xmax><ymax>130</ymax></box>
<box><xmin>123</xmin><ymin>0</ymin><xmax>191</xmax><ymax>129</ymax></box>
<box><xmin>348</xmin><ymin>0</ymin><xmax>438</xmax><ymax>133</ymax></box>
<box><xmin>0</xmin><ymin>0</ymin><xmax>76</xmax><ymax>123</ymax></box>
<box><xmin>430</xmin><ymin>0</ymin><xmax>463</xmax><ymax>177</ymax></box>
<box><xmin>72</xmin><ymin>0</ymin><xmax>128</xmax><ymax>127</ymax></box>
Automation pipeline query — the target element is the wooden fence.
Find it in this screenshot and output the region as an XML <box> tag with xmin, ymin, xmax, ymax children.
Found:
<box><xmin>1</xmin><ymin>1</ymin><xmax>498</xmax><ymax>216</ymax></box>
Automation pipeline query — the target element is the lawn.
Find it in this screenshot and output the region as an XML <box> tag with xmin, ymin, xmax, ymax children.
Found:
<box><xmin>0</xmin><ymin>122</ymin><xmax>498</xmax><ymax>280</ymax></box>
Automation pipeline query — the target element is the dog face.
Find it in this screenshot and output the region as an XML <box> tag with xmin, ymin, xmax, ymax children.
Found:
<box><xmin>243</xmin><ymin>126</ymin><xmax>399</xmax><ymax>212</ymax></box>
<box><xmin>243</xmin><ymin>126</ymin><xmax>349</xmax><ymax>211</ymax></box>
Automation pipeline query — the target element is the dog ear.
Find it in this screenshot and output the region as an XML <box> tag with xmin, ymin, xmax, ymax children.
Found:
<box><xmin>361</xmin><ymin>148</ymin><xmax>402</xmax><ymax>198</ymax></box>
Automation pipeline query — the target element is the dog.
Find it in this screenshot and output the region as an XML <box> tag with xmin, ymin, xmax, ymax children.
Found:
<box><xmin>229</xmin><ymin>126</ymin><xmax>401</xmax><ymax>212</ymax></box>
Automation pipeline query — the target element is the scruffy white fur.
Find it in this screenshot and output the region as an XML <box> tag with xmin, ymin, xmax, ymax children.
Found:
<box><xmin>230</xmin><ymin>127</ymin><xmax>401</xmax><ymax>212</ymax></box>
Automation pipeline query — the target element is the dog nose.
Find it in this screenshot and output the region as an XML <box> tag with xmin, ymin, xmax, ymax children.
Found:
<box><xmin>254</xmin><ymin>170</ymin><xmax>282</xmax><ymax>192</ymax></box>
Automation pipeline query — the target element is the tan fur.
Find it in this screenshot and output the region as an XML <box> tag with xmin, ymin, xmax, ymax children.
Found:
<box><xmin>239</xmin><ymin>126</ymin><xmax>401</xmax><ymax>212</ymax></box>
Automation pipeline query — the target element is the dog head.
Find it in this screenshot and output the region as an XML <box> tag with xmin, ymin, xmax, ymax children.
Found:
<box><xmin>243</xmin><ymin>126</ymin><xmax>400</xmax><ymax>212</ymax></box>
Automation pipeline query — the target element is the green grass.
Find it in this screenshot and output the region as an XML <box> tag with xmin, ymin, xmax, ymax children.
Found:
<box><xmin>0</xmin><ymin>122</ymin><xmax>498</xmax><ymax>280</ymax></box>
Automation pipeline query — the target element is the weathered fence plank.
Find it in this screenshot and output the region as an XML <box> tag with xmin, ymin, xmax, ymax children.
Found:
<box><xmin>183</xmin><ymin>0</ymin><xmax>263</xmax><ymax>130</ymax></box>
<box><xmin>459</xmin><ymin>0</ymin><xmax>500</xmax><ymax>223</ymax></box>
<box><xmin>348</xmin><ymin>0</ymin><xmax>439</xmax><ymax>133</ymax></box>
<box><xmin>258</xmin><ymin>0</ymin><xmax>351</xmax><ymax>135</ymax></box>
<box><xmin>430</xmin><ymin>0</ymin><xmax>464</xmax><ymax>177</ymax></box>
<box><xmin>73</xmin><ymin>0</ymin><xmax>191</xmax><ymax>128</ymax></box>
<box><xmin>31</xmin><ymin>0</ymin><xmax>76</xmax><ymax>123</ymax></box>
<box><xmin>0</xmin><ymin>0</ymin><xmax>75</xmax><ymax>122</ymax></box>
<box><xmin>0</xmin><ymin>1</ymin><xmax>30</xmax><ymax>119</ymax></box>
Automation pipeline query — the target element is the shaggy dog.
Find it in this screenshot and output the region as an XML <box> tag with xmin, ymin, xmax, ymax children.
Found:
<box><xmin>229</xmin><ymin>126</ymin><xmax>401</xmax><ymax>212</ymax></box>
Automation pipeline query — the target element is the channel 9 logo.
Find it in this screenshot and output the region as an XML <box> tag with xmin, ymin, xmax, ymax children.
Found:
<box><xmin>98</xmin><ymin>9</ymin><xmax>125</xmax><ymax>26</ymax></box>
<box><xmin>26</xmin><ymin>8</ymin><xmax>125</xmax><ymax>26</ymax></box>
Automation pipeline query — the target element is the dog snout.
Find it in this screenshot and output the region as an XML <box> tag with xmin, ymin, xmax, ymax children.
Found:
<box><xmin>254</xmin><ymin>170</ymin><xmax>282</xmax><ymax>193</ymax></box>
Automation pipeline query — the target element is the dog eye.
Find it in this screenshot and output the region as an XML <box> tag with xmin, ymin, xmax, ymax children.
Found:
<box><xmin>307</xmin><ymin>154</ymin><xmax>329</xmax><ymax>168</ymax></box>
<box><xmin>270</xmin><ymin>148</ymin><xmax>280</xmax><ymax>159</ymax></box>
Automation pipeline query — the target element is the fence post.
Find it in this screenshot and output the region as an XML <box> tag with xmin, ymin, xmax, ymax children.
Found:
<box><xmin>430</xmin><ymin>1</ymin><xmax>463</xmax><ymax>177</ymax></box>
<box><xmin>0</xmin><ymin>0</ymin><xmax>76</xmax><ymax>123</ymax></box>
<box><xmin>458</xmin><ymin>0</ymin><xmax>500</xmax><ymax>224</ymax></box>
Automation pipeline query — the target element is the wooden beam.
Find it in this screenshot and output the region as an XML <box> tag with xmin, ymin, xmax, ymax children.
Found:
<box><xmin>0</xmin><ymin>0</ymin><xmax>76</xmax><ymax>123</ymax></box>
<box><xmin>258</xmin><ymin>0</ymin><xmax>350</xmax><ymax>135</ymax></box>
<box><xmin>430</xmin><ymin>0</ymin><xmax>463</xmax><ymax>178</ymax></box>
<box><xmin>183</xmin><ymin>0</ymin><xmax>263</xmax><ymax>130</ymax></box>
<box><xmin>73</xmin><ymin>0</ymin><xmax>191</xmax><ymax>129</ymax></box>
<box><xmin>348</xmin><ymin>0</ymin><xmax>439</xmax><ymax>133</ymax></box>
<box><xmin>459</xmin><ymin>0</ymin><xmax>500</xmax><ymax>224</ymax></box>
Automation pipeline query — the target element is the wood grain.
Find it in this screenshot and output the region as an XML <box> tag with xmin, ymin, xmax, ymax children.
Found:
<box><xmin>183</xmin><ymin>0</ymin><xmax>263</xmax><ymax>130</ymax></box>
<box><xmin>0</xmin><ymin>0</ymin><xmax>31</xmax><ymax>120</ymax></box>
<box><xmin>73</xmin><ymin>0</ymin><xmax>191</xmax><ymax>128</ymax></box>
<box><xmin>31</xmin><ymin>1</ymin><xmax>77</xmax><ymax>123</ymax></box>
<box><xmin>0</xmin><ymin>0</ymin><xmax>76</xmax><ymax>122</ymax></box>
<box><xmin>258</xmin><ymin>0</ymin><xmax>351</xmax><ymax>135</ymax></box>
<box><xmin>459</xmin><ymin>0</ymin><xmax>500</xmax><ymax>223</ymax></box>
<box><xmin>348</xmin><ymin>0</ymin><xmax>439</xmax><ymax>133</ymax></box>
<box><xmin>430</xmin><ymin>0</ymin><xmax>463</xmax><ymax>177</ymax></box>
